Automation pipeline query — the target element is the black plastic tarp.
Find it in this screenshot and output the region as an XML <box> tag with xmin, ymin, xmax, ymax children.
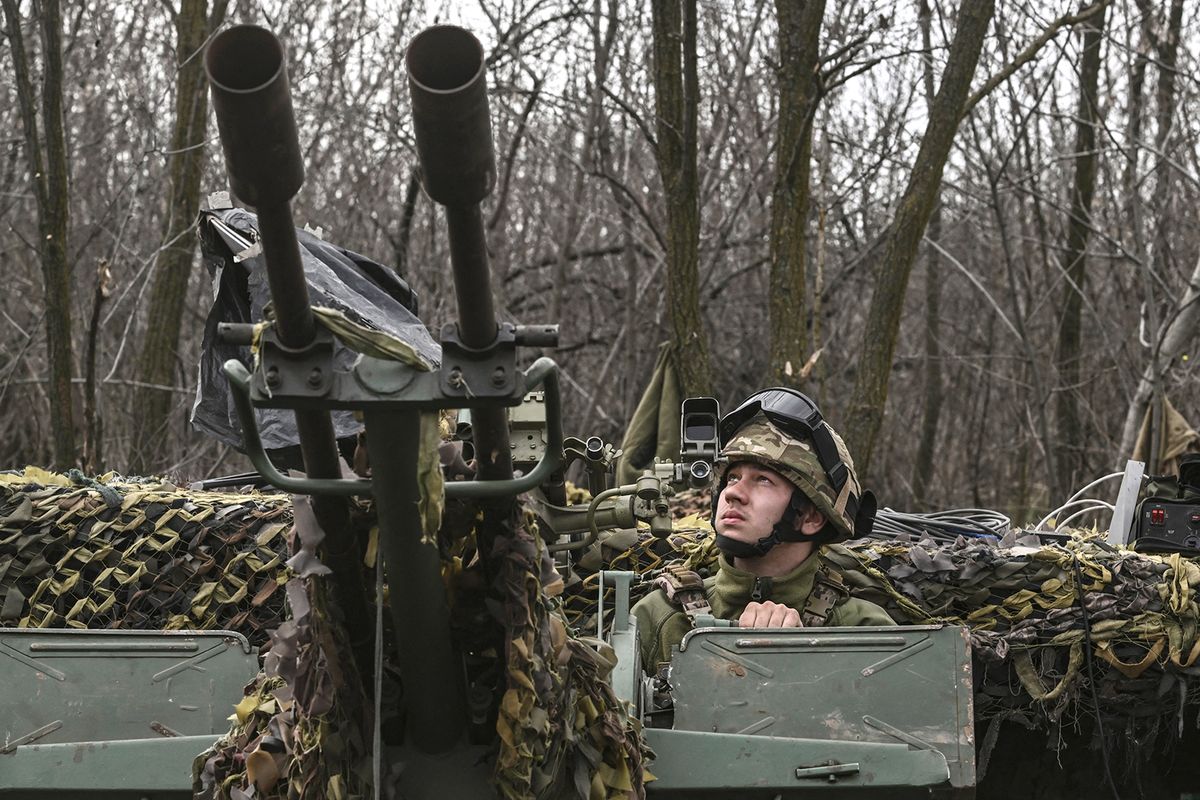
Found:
<box><xmin>191</xmin><ymin>208</ymin><xmax>440</xmax><ymax>460</ymax></box>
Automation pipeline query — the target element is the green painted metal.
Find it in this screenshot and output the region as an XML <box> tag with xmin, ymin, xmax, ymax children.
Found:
<box><xmin>1</xmin><ymin>629</ymin><xmax>256</xmax><ymax>747</ymax></box>
<box><xmin>388</xmin><ymin>742</ymin><xmax>495</xmax><ymax>798</ymax></box>
<box><xmin>221</xmin><ymin>356</ymin><xmax>564</xmax><ymax>499</ymax></box>
<box><xmin>599</xmin><ymin>571</ymin><xmax>641</xmax><ymax>705</ymax></box>
<box><xmin>0</xmin><ymin>630</ymin><xmax>258</xmax><ymax>798</ymax></box>
<box><xmin>664</xmin><ymin>624</ymin><xmax>975</xmax><ymax>793</ymax></box>
<box><xmin>0</xmin><ymin>735</ymin><xmax>219</xmax><ymax>798</ymax></box>
<box><xmin>644</xmin><ymin>728</ymin><xmax>951</xmax><ymax>797</ymax></box>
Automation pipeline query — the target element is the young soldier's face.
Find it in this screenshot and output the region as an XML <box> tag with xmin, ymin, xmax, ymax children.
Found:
<box><xmin>715</xmin><ymin>462</ymin><xmax>794</xmax><ymax>542</ymax></box>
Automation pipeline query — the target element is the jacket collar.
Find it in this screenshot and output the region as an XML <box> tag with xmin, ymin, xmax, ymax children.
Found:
<box><xmin>709</xmin><ymin>551</ymin><xmax>821</xmax><ymax>618</ymax></box>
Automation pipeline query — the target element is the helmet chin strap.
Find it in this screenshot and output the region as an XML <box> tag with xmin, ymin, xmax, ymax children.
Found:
<box><xmin>713</xmin><ymin>492</ymin><xmax>806</xmax><ymax>559</ymax></box>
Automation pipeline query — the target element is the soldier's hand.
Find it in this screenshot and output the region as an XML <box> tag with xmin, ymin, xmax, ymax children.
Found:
<box><xmin>738</xmin><ymin>601</ymin><xmax>801</xmax><ymax>628</ymax></box>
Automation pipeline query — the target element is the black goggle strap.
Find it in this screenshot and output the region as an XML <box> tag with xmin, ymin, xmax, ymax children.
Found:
<box><xmin>853</xmin><ymin>490</ymin><xmax>877</xmax><ymax>537</ymax></box>
<box><xmin>808</xmin><ymin>421</ymin><xmax>848</xmax><ymax>493</ymax></box>
<box><xmin>714</xmin><ymin>532</ymin><xmax>779</xmax><ymax>559</ymax></box>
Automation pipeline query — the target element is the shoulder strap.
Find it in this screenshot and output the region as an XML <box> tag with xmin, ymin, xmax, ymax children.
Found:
<box><xmin>800</xmin><ymin>563</ymin><xmax>851</xmax><ymax>628</ymax></box>
<box><xmin>652</xmin><ymin>564</ymin><xmax>712</xmax><ymax>623</ymax></box>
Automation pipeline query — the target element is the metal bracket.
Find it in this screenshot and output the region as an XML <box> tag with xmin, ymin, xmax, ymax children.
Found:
<box><xmin>440</xmin><ymin>322</ymin><xmax>518</xmax><ymax>399</ymax></box>
<box><xmin>222</xmin><ymin>356</ymin><xmax>564</xmax><ymax>498</ymax></box>
<box><xmin>1108</xmin><ymin>459</ymin><xmax>1145</xmax><ymax>546</ymax></box>
<box><xmin>509</xmin><ymin>391</ymin><xmax>549</xmax><ymax>467</ymax></box>
<box><xmin>254</xmin><ymin>326</ymin><xmax>336</xmax><ymax>400</ymax></box>
<box><xmin>598</xmin><ymin>570</ymin><xmax>637</xmax><ymax>635</ymax></box>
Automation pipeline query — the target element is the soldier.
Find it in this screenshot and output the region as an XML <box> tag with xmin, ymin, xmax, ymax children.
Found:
<box><xmin>634</xmin><ymin>387</ymin><xmax>894</xmax><ymax>672</ymax></box>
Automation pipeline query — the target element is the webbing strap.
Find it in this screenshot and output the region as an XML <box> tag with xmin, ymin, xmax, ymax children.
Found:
<box><xmin>653</xmin><ymin>565</ymin><xmax>712</xmax><ymax>622</ymax></box>
<box><xmin>800</xmin><ymin>564</ymin><xmax>851</xmax><ymax>628</ymax></box>
<box><xmin>833</xmin><ymin>475</ymin><xmax>852</xmax><ymax>517</ymax></box>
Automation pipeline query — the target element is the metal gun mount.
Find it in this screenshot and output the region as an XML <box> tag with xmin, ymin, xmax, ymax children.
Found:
<box><xmin>208</xmin><ymin>22</ymin><xmax>563</xmax><ymax>767</ymax></box>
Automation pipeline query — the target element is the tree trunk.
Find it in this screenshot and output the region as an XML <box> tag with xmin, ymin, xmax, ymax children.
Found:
<box><xmin>650</xmin><ymin>0</ymin><xmax>712</xmax><ymax>395</ymax></box>
<box><xmin>911</xmin><ymin>0</ymin><xmax>944</xmax><ymax>508</ymax></box>
<box><xmin>130</xmin><ymin>0</ymin><xmax>227</xmax><ymax>471</ymax></box>
<box><xmin>767</xmin><ymin>0</ymin><xmax>825</xmax><ymax>387</ymax></box>
<box><xmin>1117</xmin><ymin>0</ymin><xmax>1185</xmax><ymax>463</ymax></box>
<box><xmin>2</xmin><ymin>0</ymin><xmax>76</xmax><ymax>468</ymax></box>
<box><xmin>844</xmin><ymin>0</ymin><xmax>995</xmax><ymax>475</ymax></box>
<box><xmin>1052</xmin><ymin>2</ymin><xmax>1107</xmax><ymax>494</ymax></box>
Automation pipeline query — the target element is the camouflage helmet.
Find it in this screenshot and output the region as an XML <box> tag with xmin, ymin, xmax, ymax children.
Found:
<box><xmin>715</xmin><ymin>410</ymin><xmax>871</xmax><ymax>543</ymax></box>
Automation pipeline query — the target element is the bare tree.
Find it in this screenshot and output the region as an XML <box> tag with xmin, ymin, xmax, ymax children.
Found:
<box><xmin>1053</xmin><ymin>0</ymin><xmax>1108</xmax><ymax>493</ymax></box>
<box><xmin>129</xmin><ymin>0</ymin><xmax>229</xmax><ymax>471</ymax></box>
<box><xmin>911</xmin><ymin>0</ymin><xmax>944</xmax><ymax>508</ymax></box>
<box><xmin>2</xmin><ymin>0</ymin><xmax>75</xmax><ymax>467</ymax></box>
<box><xmin>844</xmin><ymin>0</ymin><xmax>996</xmax><ymax>475</ymax></box>
<box><xmin>650</xmin><ymin>0</ymin><xmax>712</xmax><ymax>395</ymax></box>
<box><xmin>1117</xmin><ymin>0</ymin><xmax>1189</xmax><ymax>463</ymax></box>
<box><xmin>766</xmin><ymin>0</ymin><xmax>825</xmax><ymax>387</ymax></box>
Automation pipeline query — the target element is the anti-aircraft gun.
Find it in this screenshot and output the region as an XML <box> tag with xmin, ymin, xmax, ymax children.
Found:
<box><xmin>201</xmin><ymin>23</ymin><xmax>978</xmax><ymax>798</ymax></box>
<box><xmin>0</xmin><ymin>23</ymin><xmax>976</xmax><ymax>800</ymax></box>
<box><xmin>204</xmin><ymin>22</ymin><xmax>571</xmax><ymax>786</ymax></box>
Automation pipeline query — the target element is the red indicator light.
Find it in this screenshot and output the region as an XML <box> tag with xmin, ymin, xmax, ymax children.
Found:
<box><xmin>1150</xmin><ymin>508</ymin><xmax>1165</xmax><ymax>525</ymax></box>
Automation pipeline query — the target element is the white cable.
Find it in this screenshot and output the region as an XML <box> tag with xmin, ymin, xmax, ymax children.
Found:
<box><xmin>1062</xmin><ymin>472</ymin><xmax>1126</xmax><ymax>508</ymax></box>
<box><xmin>1053</xmin><ymin>503</ymin><xmax>1117</xmax><ymax>531</ymax></box>
<box><xmin>1036</xmin><ymin>498</ymin><xmax>1116</xmax><ymax>531</ymax></box>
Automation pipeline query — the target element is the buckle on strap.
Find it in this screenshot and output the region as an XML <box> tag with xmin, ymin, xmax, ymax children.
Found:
<box><xmin>800</xmin><ymin>566</ymin><xmax>850</xmax><ymax>628</ymax></box>
<box><xmin>652</xmin><ymin>565</ymin><xmax>712</xmax><ymax>622</ymax></box>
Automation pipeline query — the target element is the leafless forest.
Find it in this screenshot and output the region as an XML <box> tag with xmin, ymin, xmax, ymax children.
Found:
<box><xmin>1</xmin><ymin>0</ymin><xmax>1197</xmax><ymax>523</ymax></box>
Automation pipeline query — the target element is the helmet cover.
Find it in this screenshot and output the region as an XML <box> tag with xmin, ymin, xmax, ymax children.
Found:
<box><xmin>715</xmin><ymin>415</ymin><xmax>865</xmax><ymax>543</ymax></box>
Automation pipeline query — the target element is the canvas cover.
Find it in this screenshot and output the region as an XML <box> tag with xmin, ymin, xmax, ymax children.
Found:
<box><xmin>191</xmin><ymin>208</ymin><xmax>440</xmax><ymax>455</ymax></box>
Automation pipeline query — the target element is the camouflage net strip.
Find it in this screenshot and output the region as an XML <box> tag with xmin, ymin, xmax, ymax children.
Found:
<box><xmin>491</xmin><ymin>510</ymin><xmax>650</xmax><ymax>799</ymax></box>
<box><xmin>194</xmin><ymin>559</ymin><xmax>372</xmax><ymax>798</ymax></box>
<box><xmin>0</xmin><ymin>468</ymin><xmax>291</xmax><ymax>644</ymax></box>
<box><xmin>195</xmin><ymin>493</ymin><xmax>376</xmax><ymax>800</ymax></box>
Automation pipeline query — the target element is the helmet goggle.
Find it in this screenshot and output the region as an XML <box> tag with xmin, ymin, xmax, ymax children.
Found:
<box><xmin>718</xmin><ymin>388</ymin><xmax>848</xmax><ymax>493</ymax></box>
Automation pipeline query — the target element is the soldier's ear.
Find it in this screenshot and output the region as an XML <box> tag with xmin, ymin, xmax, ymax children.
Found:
<box><xmin>795</xmin><ymin>506</ymin><xmax>826</xmax><ymax>536</ymax></box>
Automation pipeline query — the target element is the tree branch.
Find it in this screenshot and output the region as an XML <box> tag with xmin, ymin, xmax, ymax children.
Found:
<box><xmin>601</xmin><ymin>85</ymin><xmax>657</xmax><ymax>152</ymax></box>
<box><xmin>488</xmin><ymin>75</ymin><xmax>544</xmax><ymax>232</ymax></box>
<box><xmin>961</xmin><ymin>0</ymin><xmax>1113</xmax><ymax>119</ymax></box>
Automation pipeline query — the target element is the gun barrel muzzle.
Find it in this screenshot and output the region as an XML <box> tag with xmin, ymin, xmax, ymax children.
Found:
<box><xmin>205</xmin><ymin>25</ymin><xmax>303</xmax><ymax>208</ymax></box>
<box><xmin>406</xmin><ymin>26</ymin><xmax>496</xmax><ymax>206</ymax></box>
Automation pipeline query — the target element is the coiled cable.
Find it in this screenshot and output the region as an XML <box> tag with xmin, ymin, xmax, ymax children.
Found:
<box><xmin>867</xmin><ymin>507</ymin><xmax>1012</xmax><ymax>544</ymax></box>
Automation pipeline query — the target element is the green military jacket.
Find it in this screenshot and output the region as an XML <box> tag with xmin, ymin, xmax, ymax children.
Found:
<box><xmin>632</xmin><ymin>551</ymin><xmax>896</xmax><ymax>671</ymax></box>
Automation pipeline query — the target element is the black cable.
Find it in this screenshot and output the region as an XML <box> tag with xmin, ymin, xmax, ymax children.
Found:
<box><xmin>1072</xmin><ymin>554</ymin><xmax>1122</xmax><ymax>800</ymax></box>
<box><xmin>868</xmin><ymin>507</ymin><xmax>1011</xmax><ymax>544</ymax></box>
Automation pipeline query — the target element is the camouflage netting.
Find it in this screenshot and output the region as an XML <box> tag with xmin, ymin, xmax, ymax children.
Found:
<box><xmin>0</xmin><ymin>468</ymin><xmax>292</xmax><ymax>641</ymax></box>
<box><xmin>490</xmin><ymin>509</ymin><xmax>650</xmax><ymax>799</ymax></box>
<box><xmin>0</xmin><ymin>463</ymin><xmax>653</xmax><ymax>798</ymax></box>
<box><xmin>8</xmin><ymin>469</ymin><xmax>1200</xmax><ymax>792</ymax></box>
<box><xmin>193</xmin><ymin>495</ymin><xmax>373</xmax><ymax>799</ymax></box>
